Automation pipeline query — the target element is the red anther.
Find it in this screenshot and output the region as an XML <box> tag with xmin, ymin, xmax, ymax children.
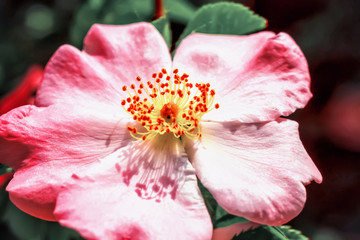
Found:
<box><xmin>132</xmin><ymin>128</ymin><xmax>137</xmax><ymax>134</ymax></box>
<box><xmin>156</xmin><ymin>78</ymin><xmax>160</xmax><ymax>83</ymax></box>
<box><xmin>166</xmin><ymin>76</ymin><xmax>171</xmax><ymax>81</ymax></box>
<box><xmin>127</xmin><ymin>126</ymin><xmax>133</xmax><ymax>131</ymax></box>
<box><xmin>165</xmin><ymin>89</ymin><xmax>170</xmax><ymax>93</ymax></box>
<box><xmin>142</xmin><ymin>122</ymin><xmax>146</xmax><ymax>126</ymax></box>
<box><xmin>215</xmin><ymin>103</ymin><xmax>220</xmax><ymax>109</ymax></box>
<box><xmin>122</xmin><ymin>86</ymin><xmax>127</xmax><ymax>91</ymax></box>
<box><xmin>137</xmin><ymin>89</ymin><xmax>142</xmax><ymax>94</ymax></box>
<box><xmin>142</xmin><ymin>135</ymin><xmax>147</xmax><ymax>140</ymax></box>
<box><xmin>152</xmin><ymin>73</ymin><xmax>157</xmax><ymax>78</ymax></box>
<box><xmin>177</xmin><ymin>89</ymin><xmax>182</xmax><ymax>95</ymax></box>
<box><xmin>186</xmin><ymin>116</ymin><xmax>190</xmax><ymax>120</ymax></box>
<box><xmin>144</xmin><ymin>98</ymin><xmax>148</xmax><ymax>102</ymax></box>
<box><xmin>187</xmin><ymin>91</ymin><xmax>191</xmax><ymax>95</ymax></box>
<box><xmin>165</xmin><ymin>83</ymin><xmax>169</xmax><ymax>87</ymax></box>
<box><xmin>210</xmin><ymin>89</ymin><xmax>215</xmax><ymax>96</ymax></box>
<box><xmin>136</xmin><ymin>76</ymin><xmax>141</xmax><ymax>81</ymax></box>
<box><xmin>159</xmin><ymin>72</ymin><xmax>163</xmax><ymax>78</ymax></box>
<box><xmin>174</xmin><ymin>74</ymin><xmax>179</xmax><ymax>79</ymax></box>
<box><xmin>139</xmin><ymin>83</ymin><xmax>144</xmax><ymax>89</ymax></box>
<box><xmin>133</xmin><ymin>116</ymin><xmax>137</xmax><ymax>120</ymax></box>
<box><xmin>121</xmin><ymin>100</ymin><xmax>126</xmax><ymax>105</ymax></box>
<box><xmin>182</xmin><ymin>113</ymin><xmax>186</xmax><ymax>118</ymax></box>
<box><xmin>173</xmin><ymin>69</ymin><xmax>179</xmax><ymax>74</ymax></box>
<box><xmin>154</xmin><ymin>126</ymin><xmax>159</xmax><ymax>130</ymax></box>
<box><xmin>206</xmin><ymin>83</ymin><xmax>210</xmax><ymax>87</ymax></box>
<box><xmin>174</xmin><ymin>80</ymin><xmax>179</xmax><ymax>84</ymax></box>
<box><xmin>130</xmin><ymin>84</ymin><xmax>135</xmax><ymax>89</ymax></box>
<box><xmin>166</xmin><ymin>128</ymin><xmax>170</xmax><ymax>133</ymax></box>
<box><xmin>127</xmin><ymin>98</ymin><xmax>131</xmax><ymax>103</ymax></box>
<box><xmin>189</xmin><ymin>128</ymin><xmax>194</xmax><ymax>132</ymax></box>
<box><xmin>161</xmin><ymin>92</ymin><xmax>165</xmax><ymax>95</ymax></box>
<box><xmin>161</xmin><ymin>68</ymin><xmax>167</xmax><ymax>74</ymax></box>
<box><xmin>171</xmin><ymin>90</ymin><xmax>175</xmax><ymax>95</ymax></box>
<box><xmin>160</xmin><ymin>83</ymin><xmax>165</xmax><ymax>88</ymax></box>
<box><xmin>147</xmin><ymin>81</ymin><xmax>151</xmax><ymax>86</ymax></box>
<box><xmin>149</xmin><ymin>84</ymin><xmax>154</xmax><ymax>89</ymax></box>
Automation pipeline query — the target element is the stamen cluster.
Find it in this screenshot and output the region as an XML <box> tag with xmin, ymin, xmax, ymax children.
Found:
<box><xmin>121</xmin><ymin>68</ymin><xmax>219</xmax><ymax>140</ymax></box>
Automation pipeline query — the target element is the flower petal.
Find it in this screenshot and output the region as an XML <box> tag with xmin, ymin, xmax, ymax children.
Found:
<box><xmin>0</xmin><ymin>103</ymin><xmax>132</xmax><ymax>220</ymax></box>
<box><xmin>184</xmin><ymin>119</ymin><xmax>322</xmax><ymax>225</ymax></box>
<box><xmin>36</xmin><ymin>22</ymin><xmax>172</xmax><ymax>107</ymax></box>
<box><xmin>55</xmin><ymin>135</ymin><xmax>212</xmax><ymax>240</ymax></box>
<box><xmin>173</xmin><ymin>32</ymin><xmax>312</xmax><ymax>122</ymax></box>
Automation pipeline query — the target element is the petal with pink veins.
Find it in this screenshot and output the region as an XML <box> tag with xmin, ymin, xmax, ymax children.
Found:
<box><xmin>173</xmin><ymin>32</ymin><xmax>312</xmax><ymax>123</ymax></box>
<box><xmin>0</xmin><ymin>103</ymin><xmax>132</xmax><ymax>220</ymax></box>
<box><xmin>55</xmin><ymin>134</ymin><xmax>212</xmax><ymax>240</ymax></box>
<box><xmin>184</xmin><ymin>119</ymin><xmax>322</xmax><ymax>225</ymax></box>
<box><xmin>36</xmin><ymin>22</ymin><xmax>172</xmax><ymax>107</ymax></box>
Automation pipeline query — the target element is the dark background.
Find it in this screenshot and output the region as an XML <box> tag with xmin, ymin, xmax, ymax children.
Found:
<box><xmin>1</xmin><ymin>0</ymin><xmax>359</xmax><ymax>239</ymax></box>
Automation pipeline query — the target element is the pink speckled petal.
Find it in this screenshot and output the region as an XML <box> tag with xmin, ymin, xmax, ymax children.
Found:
<box><xmin>185</xmin><ymin>119</ymin><xmax>322</xmax><ymax>225</ymax></box>
<box><xmin>55</xmin><ymin>135</ymin><xmax>212</xmax><ymax>240</ymax></box>
<box><xmin>36</xmin><ymin>22</ymin><xmax>171</xmax><ymax>107</ymax></box>
<box><xmin>174</xmin><ymin>32</ymin><xmax>312</xmax><ymax>122</ymax></box>
<box><xmin>0</xmin><ymin>103</ymin><xmax>132</xmax><ymax>220</ymax></box>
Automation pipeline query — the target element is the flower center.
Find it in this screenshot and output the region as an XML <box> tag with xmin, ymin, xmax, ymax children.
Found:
<box><xmin>121</xmin><ymin>68</ymin><xmax>219</xmax><ymax>140</ymax></box>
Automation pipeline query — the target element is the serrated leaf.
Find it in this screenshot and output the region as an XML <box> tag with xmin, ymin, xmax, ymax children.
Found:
<box><xmin>232</xmin><ymin>225</ymin><xmax>288</xmax><ymax>240</ymax></box>
<box><xmin>152</xmin><ymin>16</ymin><xmax>172</xmax><ymax>49</ymax></box>
<box><xmin>198</xmin><ymin>180</ymin><xmax>249</xmax><ymax>229</ymax></box>
<box><xmin>164</xmin><ymin>0</ymin><xmax>196</xmax><ymax>24</ymax></box>
<box><xmin>278</xmin><ymin>226</ymin><xmax>309</xmax><ymax>240</ymax></box>
<box><xmin>232</xmin><ymin>225</ymin><xmax>309</xmax><ymax>240</ymax></box>
<box><xmin>176</xmin><ymin>2</ymin><xmax>267</xmax><ymax>47</ymax></box>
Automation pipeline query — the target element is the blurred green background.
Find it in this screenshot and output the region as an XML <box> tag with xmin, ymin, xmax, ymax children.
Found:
<box><xmin>0</xmin><ymin>0</ymin><xmax>359</xmax><ymax>239</ymax></box>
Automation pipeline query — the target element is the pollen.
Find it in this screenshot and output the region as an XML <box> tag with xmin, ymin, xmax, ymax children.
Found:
<box><xmin>120</xmin><ymin>69</ymin><xmax>219</xmax><ymax>140</ymax></box>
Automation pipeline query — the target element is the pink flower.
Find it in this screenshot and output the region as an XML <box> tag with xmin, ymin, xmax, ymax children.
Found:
<box><xmin>0</xmin><ymin>23</ymin><xmax>322</xmax><ymax>239</ymax></box>
<box><xmin>0</xmin><ymin>65</ymin><xmax>43</xmax><ymax>115</ymax></box>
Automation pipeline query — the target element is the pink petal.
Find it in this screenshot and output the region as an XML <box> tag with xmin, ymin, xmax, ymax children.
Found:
<box><xmin>184</xmin><ymin>119</ymin><xmax>322</xmax><ymax>225</ymax></box>
<box><xmin>55</xmin><ymin>135</ymin><xmax>212</xmax><ymax>240</ymax></box>
<box><xmin>0</xmin><ymin>103</ymin><xmax>132</xmax><ymax>220</ymax></box>
<box><xmin>36</xmin><ymin>22</ymin><xmax>172</xmax><ymax>107</ymax></box>
<box><xmin>173</xmin><ymin>32</ymin><xmax>312</xmax><ymax>122</ymax></box>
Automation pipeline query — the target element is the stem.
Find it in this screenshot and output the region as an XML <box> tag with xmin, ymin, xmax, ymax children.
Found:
<box><xmin>154</xmin><ymin>0</ymin><xmax>164</xmax><ymax>19</ymax></box>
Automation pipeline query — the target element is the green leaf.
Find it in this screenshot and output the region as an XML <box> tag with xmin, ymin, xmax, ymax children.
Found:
<box><xmin>232</xmin><ymin>225</ymin><xmax>309</xmax><ymax>240</ymax></box>
<box><xmin>152</xmin><ymin>16</ymin><xmax>172</xmax><ymax>49</ymax></box>
<box><xmin>232</xmin><ymin>225</ymin><xmax>287</xmax><ymax>240</ymax></box>
<box><xmin>176</xmin><ymin>2</ymin><xmax>267</xmax><ymax>47</ymax></box>
<box><xmin>2</xmin><ymin>201</ymin><xmax>83</xmax><ymax>240</ymax></box>
<box><xmin>277</xmin><ymin>226</ymin><xmax>309</xmax><ymax>240</ymax></box>
<box><xmin>164</xmin><ymin>0</ymin><xmax>196</xmax><ymax>24</ymax></box>
<box><xmin>70</xmin><ymin>0</ymin><xmax>153</xmax><ymax>47</ymax></box>
<box><xmin>198</xmin><ymin>180</ymin><xmax>249</xmax><ymax>229</ymax></box>
<box><xmin>0</xmin><ymin>164</ymin><xmax>12</xmax><ymax>176</ymax></box>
